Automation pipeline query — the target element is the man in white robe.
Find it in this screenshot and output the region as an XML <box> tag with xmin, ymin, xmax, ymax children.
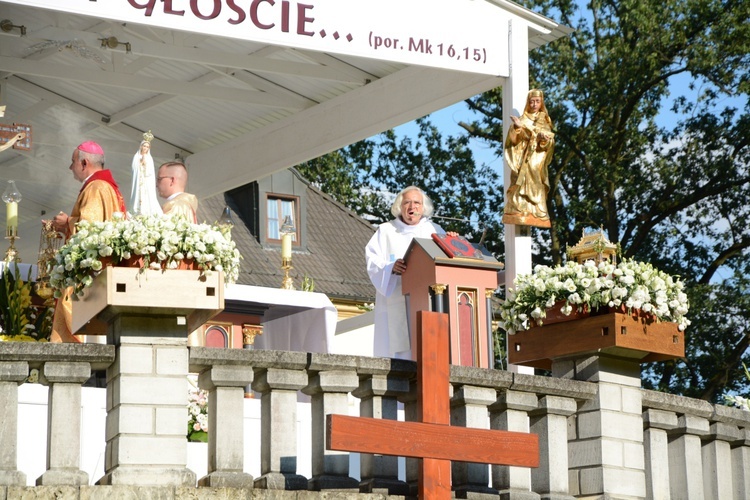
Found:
<box><xmin>365</xmin><ymin>186</ymin><xmax>450</xmax><ymax>359</ymax></box>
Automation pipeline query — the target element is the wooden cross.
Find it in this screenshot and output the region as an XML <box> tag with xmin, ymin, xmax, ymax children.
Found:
<box><xmin>327</xmin><ymin>311</ymin><xmax>539</xmax><ymax>498</ymax></box>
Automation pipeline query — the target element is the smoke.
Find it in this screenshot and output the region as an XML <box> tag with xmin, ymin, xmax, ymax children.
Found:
<box><xmin>46</xmin><ymin>105</ymin><xmax>98</xmax><ymax>152</ymax></box>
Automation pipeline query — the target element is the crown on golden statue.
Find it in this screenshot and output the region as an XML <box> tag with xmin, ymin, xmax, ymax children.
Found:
<box><xmin>142</xmin><ymin>130</ymin><xmax>154</xmax><ymax>144</ymax></box>
<box><xmin>529</xmin><ymin>89</ymin><xmax>543</xmax><ymax>98</ymax></box>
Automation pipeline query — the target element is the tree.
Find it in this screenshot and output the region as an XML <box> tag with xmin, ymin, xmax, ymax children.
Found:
<box><xmin>458</xmin><ymin>0</ymin><xmax>750</xmax><ymax>400</ymax></box>
<box><xmin>296</xmin><ymin>118</ymin><xmax>506</xmax><ymax>256</ymax></box>
<box><xmin>298</xmin><ymin>0</ymin><xmax>750</xmax><ymax>400</ymax></box>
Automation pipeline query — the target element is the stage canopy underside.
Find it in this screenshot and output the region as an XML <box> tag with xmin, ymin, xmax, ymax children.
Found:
<box><xmin>0</xmin><ymin>0</ymin><xmax>568</xmax><ymax>262</ymax></box>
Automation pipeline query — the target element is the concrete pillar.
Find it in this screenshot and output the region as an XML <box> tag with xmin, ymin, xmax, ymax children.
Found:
<box><xmin>37</xmin><ymin>361</ymin><xmax>91</xmax><ymax>486</ymax></box>
<box><xmin>701</xmin><ymin>422</ymin><xmax>740</xmax><ymax>500</ymax></box>
<box><xmin>450</xmin><ymin>384</ymin><xmax>497</xmax><ymax>497</ymax></box>
<box><xmin>353</xmin><ymin>373</ymin><xmax>409</xmax><ymax>495</ymax></box>
<box><xmin>197</xmin><ymin>364</ymin><xmax>254</xmax><ymax>488</ymax></box>
<box><xmin>303</xmin><ymin>369</ymin><xmax>359</xmax><ymax>490</ymax></box>
<box><xmin>667</xmin><ymin>414</ymin><xmax>709</xmax><ymax>499</ymax></box>
<box><xmin>0</xmin><ymin>361</ymin><xmax>28</xmax><ymax>486</ymax></box>
<box><xmin>529</xmin><ymin>395</ymin><xmax>576</xmax><ymax>499</ymax></box>
<box><xmin>400</xmin><ymin>377</ymin><xmax>419</xmax><ymax>497</ymax></box>
<box><xmin>554</xmin><ymin>354</ymin><xmax>647</xmax><ymax>499</ymax></box>
<box><xmin>98</xmin><ymin>314</ymin><xmax>196</xmax><ymax>486</ymax></box>
<box><xmin>732</xmin><ymin>428</ymin><xmax>750</xmax><ymax>500</ymax></box>
<box><xmin>642</xmin><ymin>408</ymin><xmax>678</xmax><ymax>500</ymax></box>
<box><xmin>489</xmin><ymin>390</ymin><xmax>539</xmax><ymax>500</ymax></box>
<box><xmin>252</xmin><ymin>367</ymin><xmax>308</xmax><ymax>490</ymax></box>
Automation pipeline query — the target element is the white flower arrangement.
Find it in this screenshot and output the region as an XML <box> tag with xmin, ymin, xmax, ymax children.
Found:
<box><xmin>724</xmin><ymin>363</ymin><xmax>750</xmax><ymax>411</ymax></box>
<box><xmin>500</xmin><ymin>258</ymin><xmax>690</xmax><ymax>335</ymax></box>
<box><xmin>49</xmin><ymin>213</ymin><xmax>242</xmax><ymax>297</ymax></box>
<box><xmin>725</xmin><ymin>394</ymin><xmax>750</xmax><ymax>411</ymax></box>
<box><xmin>187</xmin><ymin>375</ymin><xmax>209</xmax><ymax>442</ymax></box>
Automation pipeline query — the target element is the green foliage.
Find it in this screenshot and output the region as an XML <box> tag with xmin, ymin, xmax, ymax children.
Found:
<box><xmin>463</xmin><ymin>0</ymin><xmax>750</xmax><ymax>401</ymax></box>
<box><xmin>297</xmin><ymin>118</ymin><xmax>505</xmax><ymax>257</ymax></box>
<box><xmin>298</xmin><ymin>0</ymin><xmax>750</xmax><ymax>401</ymax></box>
<box><xmin>301</xmin><ymin>274</ymin><xmax>315</xmax><ymax>292</ymax></box>
<box><xmin>0</xmin><ymin>264</ymin><xmax>54</xmax><ymax>341</ymax></box>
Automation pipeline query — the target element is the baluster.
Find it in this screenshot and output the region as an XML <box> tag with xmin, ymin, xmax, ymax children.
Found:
<box><xmin>252</xmin><ymin>366</ymin><xmax>308</xmax><ymax>490</ymax></box>
<box><xmin>489</xmin><ymin>390</ymin><xmax>538</xmax><ymax>498</ymax></box>
<box><xmin>529</xmin><ymin>395</ymin><xmax>576</xmax><ymax>499</ymax></box>
<box><xmin>450</xmin><ymin>383</ymin><xmax>497</xmax><ymax>497</ymax></box>
<box><xmin>197</xmin><ymin>364</ymin><xmax>254</xmax><ymax>488</ymax></box>
<box><xmin>701</xmin><ymin>421</ymin><xmax>740</xmax><ymax>499</ymax></box>
<box><xmin>303</xmin><ymin>358</ymin><xmax>359</xmax><ymax>491</ymax></box>
<box><xmin>400</xmin><ymin>375</ymin><xmax>420</xmax><ymax>497</ymax></box>
<box><xmin>668</xmin><ymin>414</ymin><xmax>709</xmax><ymax>499</ymax></box>
<box><xmin>0</xmin><ymin>360</ymin><xmax>28</xmax><ymax>486</ymax></box>
<box><xmin>37</xmin><ymin>361</ymin><xmax>91</xmax><ymax>486</ymax></box>
<box><xmin>353</xmin><ymin>372</ymin><xmax>410</xmax><ymax>495</ymax></box>
<box><xmin>643</xmin><ymin>408</ymin><xmax>678</xmax><ymax>499</ymax></box>
<box><xmin>732</xmin><ymin>428</ymin><xmax>750</xmax><ymax>499</ymax></box>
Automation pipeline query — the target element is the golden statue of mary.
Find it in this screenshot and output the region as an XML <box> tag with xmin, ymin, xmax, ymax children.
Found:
<box><xmin>502</xmin><ymin>89</ymin><xmax>554</xmax><ymax>228</ymax></box>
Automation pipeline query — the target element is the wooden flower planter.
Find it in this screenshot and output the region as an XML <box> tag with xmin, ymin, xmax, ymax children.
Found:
<box><xmin>508</xmin><ymin>309</ymin><xmax>685</xmax><ymax>370</ymax></box>
<box><xmin>71</xmin><ymin>266</ymin><xmax>224</xmax><ymax>333</ymax></box>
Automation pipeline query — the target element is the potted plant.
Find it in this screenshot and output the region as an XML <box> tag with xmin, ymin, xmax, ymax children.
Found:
<box><xmin>49</xmin><ymin>213</ymin><xmax>241</xmax><ymax>298</ymax></box>
<box><xmin>500</xmin><ymin>258</ymin><xmax>690</xmax><ymax>369</ymax></box>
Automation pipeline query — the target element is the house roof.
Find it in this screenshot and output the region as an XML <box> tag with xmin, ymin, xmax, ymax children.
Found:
<box><xmin>197</xmin><ymin>171</ymin><xmax>377</xmax><ymax>303</ymax></box>
<box><xmin>0</xmin><ymin>1</ymin><xmax>570</xmax><ymax>264</ymax></box>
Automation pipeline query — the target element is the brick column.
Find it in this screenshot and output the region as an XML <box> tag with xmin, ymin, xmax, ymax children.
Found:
<box><xmin>98</xmin><ymin>315</ymin><xmax>196</xmax><ymax>486</ymax></box>
<box><xmin>554</xmin><ymin>354</ymin><xmax>646</xmax><ymax>499</ymax></box>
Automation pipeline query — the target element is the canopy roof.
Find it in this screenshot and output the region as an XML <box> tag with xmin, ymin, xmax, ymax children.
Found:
<box><xmin>0</xmin><ymin>0</ymin><xmax>569</xmax><ymax>262</ymax></box>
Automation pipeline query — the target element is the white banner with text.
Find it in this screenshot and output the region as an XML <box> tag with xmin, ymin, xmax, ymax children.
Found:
<box><xmin>5</xmin><ymin>0</ymin><xmax>511</xmax><ymax>76</ymax></box>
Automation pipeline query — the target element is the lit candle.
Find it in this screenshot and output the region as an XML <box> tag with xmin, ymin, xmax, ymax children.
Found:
<box><xmin>6</xmin><ymin>201</ymin><xmax>17</xmax><ymax>230</ymax></box>
<box><xmin>281</xmin><ymin>232</ymin><xmax>292</xmax><ymax>259</ymax></box>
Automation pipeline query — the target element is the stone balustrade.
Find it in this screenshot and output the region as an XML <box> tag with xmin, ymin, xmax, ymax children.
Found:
<box><xmin>1</xmin><ymin>342</ymin><xmax>749</xmax><ymax>499</ymax></box>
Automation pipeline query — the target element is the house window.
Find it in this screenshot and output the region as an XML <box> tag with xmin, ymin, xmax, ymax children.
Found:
<box><xmin>267</xmin><ymin>195</ymin><xmax>299</xmax><ymax>243</ymax></box>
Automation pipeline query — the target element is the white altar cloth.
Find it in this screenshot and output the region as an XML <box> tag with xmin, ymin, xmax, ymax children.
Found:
<box><xmin>225</xmin><ymin>284</ymin><xmax>337</xmax><ymax>354</ymax></box>
<box><xmin>0</xmin><ymin>261</ymin><xmax>38</xmax><ymax>281</ymax></box>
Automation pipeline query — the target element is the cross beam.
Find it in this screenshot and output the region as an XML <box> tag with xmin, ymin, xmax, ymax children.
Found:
<box><xmin>327</xmin><ymin>311</ymin><xmax>539</xmax><ymax>498</ymax></box>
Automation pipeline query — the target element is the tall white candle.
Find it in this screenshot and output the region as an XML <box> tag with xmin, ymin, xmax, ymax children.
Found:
<box><xmin>6</xmin><ymin>201</ymin><xmax>17</xmax><ymax>230</ymax></box>
<box><xmin>281</xmin><ymin>232</ymin><xmax>292</xmax><ymax>259</ymax></box>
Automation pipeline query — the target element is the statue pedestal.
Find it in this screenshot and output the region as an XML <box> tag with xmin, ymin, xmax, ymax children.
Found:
<box><xmin>75</xmin><ymin>268</ymin><xmax>225</xmax><ymax>487</ymax></box>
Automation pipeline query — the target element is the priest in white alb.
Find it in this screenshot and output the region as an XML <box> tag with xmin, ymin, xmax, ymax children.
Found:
<box><xmin>365</xmin><ymin>186</ymin><xmax>454</xmax><ymax>359</ymax></box>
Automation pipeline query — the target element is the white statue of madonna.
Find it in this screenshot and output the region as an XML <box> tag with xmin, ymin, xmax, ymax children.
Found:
<box><xmin>129</xmin><ymin>130</ymin><xmax>163</xmax><ymax>216</ymax></box>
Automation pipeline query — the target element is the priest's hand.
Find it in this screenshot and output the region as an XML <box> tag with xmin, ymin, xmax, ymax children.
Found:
<box><xmin>52</xmin><ymin>211</ymin><xmax>69</xmax><ymax>233</ymax></box>
<box><xmin>392</xmin><ymin>258</ymin><xmax>406</xmax><ymax>275</ymax></box>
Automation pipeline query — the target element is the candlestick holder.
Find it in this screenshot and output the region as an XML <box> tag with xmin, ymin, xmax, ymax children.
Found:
<box><xmin>5</xmin><ymin>226</ymin><xmax>19</xmax><ymax>263</ymax></box>
<box><xmin>281</xmin><ymin>256</ymin><xmax>295</xmax><ymax>290</ymax></box>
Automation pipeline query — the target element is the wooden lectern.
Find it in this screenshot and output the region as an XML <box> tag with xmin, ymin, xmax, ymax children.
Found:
<box><xmin>401</xmin><ymin>235</ymin><xmax>504</xmax><ymax>368</ymax></box>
